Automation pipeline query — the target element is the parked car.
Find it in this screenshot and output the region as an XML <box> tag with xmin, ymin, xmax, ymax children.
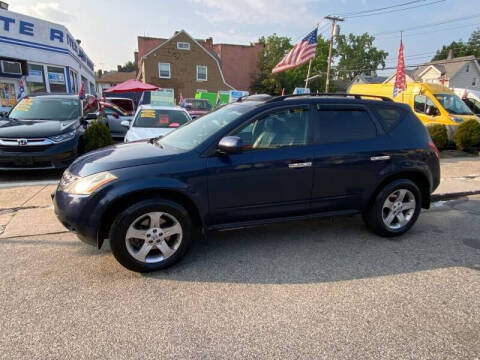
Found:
<box><xmin>100</xmin><ymin>101</ymin><xmax>133</xmax><ymax>139</ymax></box>
<box><xmin>123</xmin><ymin>105</ymin><xmax>191</xmax><ymax>143</ymax></box>
<box><xmin>349</xmin><ymin>83</ymin><xmax>479</xmax><ymax>139</ymax></box>
<box><xmin>0</xmin><ymin>94</ymin><xmax>95</xmax><ymax>170</ymax></box>
<box><xmin>182</xmin><ymin>98</ymin><xmax>212</xmax><ymax>119</ymax></box>
<box><xmin>54</xmin><ymin>94</ymin><xmax>440</xmax><ymax>272</ymax></box>
<box><xmin>104</xmin><ymin>97</ymin><xmax>135</xmax><ymax>115</ymax></box>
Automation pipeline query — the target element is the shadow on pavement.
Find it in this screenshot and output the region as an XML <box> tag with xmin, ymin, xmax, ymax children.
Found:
<box><xmin>141</xmin><ymin>199</ymin><xmax>480</xmax><ymax>284</ymax></box>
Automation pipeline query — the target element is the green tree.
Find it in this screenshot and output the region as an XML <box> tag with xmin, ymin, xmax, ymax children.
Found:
<box><xmin>334</xmin><ymin>33</ymin><xmax>388</xmax><ymax>80</ymax></box>
<box><xmin>118</xmin><ymin>60</ymin><xmax>137</xmax><ymax>72</ymax></box>
<box><xmin>432</xmin><ymin>41</ymin><xmax>470</xmax><ymax>60</ymax></box>
<box><xmin>432</xmin><ymin>28</ymin><xmax>480</xmax><ymax>60</ymax></box>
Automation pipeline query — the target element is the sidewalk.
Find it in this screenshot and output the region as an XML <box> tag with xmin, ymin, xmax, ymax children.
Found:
<box><xmin>1</xmin><ymin>157</ymin><xmax>480</xmax><ymax>239</ymax></box>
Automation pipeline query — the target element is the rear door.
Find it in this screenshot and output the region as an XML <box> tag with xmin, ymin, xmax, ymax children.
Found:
<box><xmin>310</xmin><ymin>103</ymin><xmax>393</xmax><ymax>212</ymax></box>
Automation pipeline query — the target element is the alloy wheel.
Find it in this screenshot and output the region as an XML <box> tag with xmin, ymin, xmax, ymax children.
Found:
<box><xmin>381</xmin><ymin>189</ymin><xmax>416</xmax><ymax>230</ymax></box>
<box><xmin>125</xmin><ymin>212</ymin><xmax>183</xmax><ymax>263</ymax></box>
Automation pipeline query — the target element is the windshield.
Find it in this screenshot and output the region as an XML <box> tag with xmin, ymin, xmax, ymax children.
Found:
<box><xmin>10</xmin><ymin>97</ymin><xmax>80</xmax><ymax>120</ymax></box>
<box><xmin>185</xmin><ymin>99</ymin><xmax>211</xmax><ymax>110</ymax></box>
<box><xmin>434</xmin><ymin>94</ymin><xmax>473</xmax><ymax>115</ymax></box>
<box><xmin>133</xmin><ymin>108</ymin><xmax>190</xmax><ymax>128</ymax></box>
<box><xmin>160</xmin><ymin>103</ymin><xmax>252</xmax><ymax>150</ymax></box>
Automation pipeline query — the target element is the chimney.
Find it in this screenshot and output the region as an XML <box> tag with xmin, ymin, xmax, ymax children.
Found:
<box><xmin>204</xmin><ymin>37</ymin><xmax>213</xmax><ymax>50</ymax></box>
<box><xmin>117</xmin><ymin>65</ymin><xmax>122</xmax><ymax>72</ymax></box>
<box><xmin>447</xmin><ymin>48</ymin><xmax>454</xmax><ymax>59</ymax></box>
<box><xmin>76</xmin><ymin>39</ymin><xmax>81</xmax><ymax>45</ymax></box>
<box><xmin>97</xmin><ymin>69</ymin><xmax>102</xmax><ymax>78</ymax></box>
<box><xmin>0</xmin><ymin>2</ymin><xmax>9</xmax><ymax>10</ymax></box>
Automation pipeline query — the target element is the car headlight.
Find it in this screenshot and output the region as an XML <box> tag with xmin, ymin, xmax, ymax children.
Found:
<box><xmin>62</xmin><ymin>171</ymin><xmax>117</xmax><ymax>195</ymax></box>
<box><xmin>49</xmin><ymin>129</ymin><xmax>76</xmax><ymax>143</ymax></box>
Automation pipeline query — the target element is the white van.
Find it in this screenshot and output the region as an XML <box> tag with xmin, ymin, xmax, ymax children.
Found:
<box><xmin>453</xmin><ymin>88</ymin><xmax>480</xmax><ymax>116</ymax></box>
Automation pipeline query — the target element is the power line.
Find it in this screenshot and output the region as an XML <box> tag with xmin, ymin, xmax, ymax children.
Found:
<box><xmin>334</xmin><ymin>57</ymin><xmax>480</xmax><ymax>73</ymax></box>
<box><xmin>337</xmin><ymin>0</ymin><xmax>424</xmax><ymax>17</ymax></box>
<box><xmin>345</xmin><ymin>0</ymin><xmax>447</xmax><ymax>19</ymax></box>
<box><xmin>373</xmin><ymin>12</ymin><xmax>480</xmax><ymax>36</ymax></box>
<box><xmin>379</xmin><ymin>22</ymin><xmax>480</xmax><ymax>39</ymax></box>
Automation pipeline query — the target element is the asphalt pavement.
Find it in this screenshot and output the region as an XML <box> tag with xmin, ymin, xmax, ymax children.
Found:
<box><xmin>1</xmin><ymin>196</ymin><xmax>479</xmax><ymax>359</ymax></box>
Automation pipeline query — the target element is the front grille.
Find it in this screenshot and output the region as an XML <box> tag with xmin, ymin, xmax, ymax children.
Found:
<box><xmin>0</xmin><ymin>144</ymin><xmax>53</xmax><ymax>152</ymax></box>
<box><xmin>0</xmin><ymin>138</ymin><xmax>52</xmax><ymax>153</ymax></box>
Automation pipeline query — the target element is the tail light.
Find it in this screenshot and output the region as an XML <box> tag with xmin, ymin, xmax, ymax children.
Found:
<box><xmin>428</xmin><ymin>141</ymin><xmax>440</xmax><ymax>159</ymax></box>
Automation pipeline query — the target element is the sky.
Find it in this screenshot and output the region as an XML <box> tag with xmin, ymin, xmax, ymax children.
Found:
<box><xmin>8</xmin><ymin>0</ymin><xmax>479</xmax><ymax>77</ymax></box>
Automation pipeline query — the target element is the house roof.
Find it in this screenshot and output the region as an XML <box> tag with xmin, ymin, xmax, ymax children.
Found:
<box><xmin>415</xmin><ymin>55</ymin><xmax>479</xmax><ymax>79</ymax></box>
<box><xmin>96</xmin><ymin>71</ymin><xmax>136</xmax><ymax>84</ymax></box>
<box><xmin>139</xmin><ymin>30</ymin><xmax>234</xmax><ymax>89</ymax></box>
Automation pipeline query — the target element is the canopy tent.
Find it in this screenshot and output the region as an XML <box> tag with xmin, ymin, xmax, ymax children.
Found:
<box><xmin>104</xmin><ymin>79</ymin><xmax>158</xmax><ymax>93</ymax></box>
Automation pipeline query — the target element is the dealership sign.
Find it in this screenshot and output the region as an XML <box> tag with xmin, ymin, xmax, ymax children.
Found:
<box><xmin>0</xmin><ymin>9</ymin><xmax>94</xmax><ymax>71</ymax></box>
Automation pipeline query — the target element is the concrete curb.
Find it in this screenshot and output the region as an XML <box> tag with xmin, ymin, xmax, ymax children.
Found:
<box><xmin>432</xmin><ymin>190</ymin><xmax>480</xmax><ymax>202</ymax></box>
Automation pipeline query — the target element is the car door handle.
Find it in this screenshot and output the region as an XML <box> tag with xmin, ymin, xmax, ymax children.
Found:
<box><xmin>288</xmin><ymin>162</ymin><xmax>312</xmax><ymax>169</ymax></box>
<box><xmin>370</xmin><ymin>155</ymin><xmax>391</xmax><ymax>161</ymax></box>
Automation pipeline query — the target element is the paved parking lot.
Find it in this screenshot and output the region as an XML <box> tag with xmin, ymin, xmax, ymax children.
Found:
<box><xmin>1</xmin><ymin>196</ymin><xmax>479</xmax><ymax>359</ymax></box>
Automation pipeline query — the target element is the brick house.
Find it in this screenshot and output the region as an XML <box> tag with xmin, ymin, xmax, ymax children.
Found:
<box><xmin>136</xmin><ymin>30</ymin><xmax>262</xmax><ymax>98</ymax></box>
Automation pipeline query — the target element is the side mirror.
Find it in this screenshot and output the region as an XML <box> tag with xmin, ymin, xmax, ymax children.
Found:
<box><xmin>218</xmin><ymin>136</ymin><xmax>243</xmax><ymax>154</ymax></box>
<box><xmin>112</xmin><ymin>112</ymin><xmax>119</xmax><ymax>119</ymax></box>
<box><xmin>121</xmin><ymin>120</ymin><xmax>131</xmax><ymax>128</ymax></box>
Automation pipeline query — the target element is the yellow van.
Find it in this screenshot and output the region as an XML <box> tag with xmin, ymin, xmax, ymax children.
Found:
<box><xmin>348</xmin><ymin>82</ymin><xmax>479</xmax><ymax>138</ymax></box>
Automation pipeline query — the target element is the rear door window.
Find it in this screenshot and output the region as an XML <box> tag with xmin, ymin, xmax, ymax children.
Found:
<box><xmin>313</xmin><ymin>107</ymin><xmax>377</xmax><ymax>144</ymax></box>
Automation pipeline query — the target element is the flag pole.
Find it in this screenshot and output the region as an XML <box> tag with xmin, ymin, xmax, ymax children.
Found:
<box><xmin>305</xmin><ymin>59</ymin><xmax>313</xmax><ymax>90</ymax></box>
<box><xmin>401</xmin><ymin>30</ymin><xmax>404</xmax><ymax>104</ymax></box>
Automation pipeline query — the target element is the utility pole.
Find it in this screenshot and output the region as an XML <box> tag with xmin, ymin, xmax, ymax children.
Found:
<box><xmin>324</xmin><ymin>15</ymin><xmax>344</xmax><ymax>93</ymax></box>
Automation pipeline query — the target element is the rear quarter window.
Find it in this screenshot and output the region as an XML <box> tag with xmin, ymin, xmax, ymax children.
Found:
<box><xmin>370</xmin><ymin>104</ymin><xmax>404</xmax><ymax>132</ymax></box>
<box><xmin>313</xmin><ymin>108</ymin><xmax>377</xmax><ymax>144</ymax></box>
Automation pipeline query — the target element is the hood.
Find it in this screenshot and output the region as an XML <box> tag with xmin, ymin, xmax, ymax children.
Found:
<box><xmin>0</xmin><ymin>118</ymin><xmax>77</xmax><ymax>138</ymax></box>
<box><xmin>125</xmin><ymin>127</ymin><xmax>175</xmax><ymax>142</ymax></box>
<box><xmin>69</xmin><ymin>140</ymin><xmax>183</xmax><ymax>177</ymax></box>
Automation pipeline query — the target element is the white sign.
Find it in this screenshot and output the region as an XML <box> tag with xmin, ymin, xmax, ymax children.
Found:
<box><xmin>48</xmin><ymin>72</ymin><xmax>65</xmax><ymax>84</ymax></box>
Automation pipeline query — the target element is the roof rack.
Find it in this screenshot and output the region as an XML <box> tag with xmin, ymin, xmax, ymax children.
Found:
<box><xmin>265</xmin><ymin>93</ymin><xmax>393</xmax><ymax>103</ymax></box>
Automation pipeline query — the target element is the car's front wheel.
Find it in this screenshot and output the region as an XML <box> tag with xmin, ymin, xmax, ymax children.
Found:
<box><xmin>109</xmin><ymin>199</ymin><xmax>192</xmax><ymax>272</ymax></box>
<box><xmin>363</xmin><ymin>179</ymin><xmax>422</xmax><ymax>237</ymax></box>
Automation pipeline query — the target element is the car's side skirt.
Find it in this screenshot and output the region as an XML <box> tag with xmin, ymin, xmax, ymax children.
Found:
<box><xmin>207</xmin><ymin>209</ymin><xmax>360</xmax><ymax>232</ymax></box>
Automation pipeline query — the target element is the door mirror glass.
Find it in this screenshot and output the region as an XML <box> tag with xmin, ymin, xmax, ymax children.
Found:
<box><xmin>218</xmin><ymin>136</ymin><xmax>243</xmax><ymax>154</ymax></box>
<box><xmin>426</xmin><ymin>105</ymin><xmax>439</xmax><ymax>116</ymax></box>
<box><xmin>121</xmin><ymin>120</ymin><xmax>131</xmax><ymax>128</ymax></box>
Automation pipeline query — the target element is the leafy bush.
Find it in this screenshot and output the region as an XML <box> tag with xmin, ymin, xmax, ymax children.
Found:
<box><xmin>82</xmin><ymin>120</ymin><xmax>113</xmax><ymax>152</ymax></box>
<box><xmin>427</xmin><ymin>124</ymin><xmax>448</xmax><ymax>150</ymax></box>
<box><xmin>454</xmin><ymin>119</ymin><xmax>480</xmax><ymax>151</ymax></box>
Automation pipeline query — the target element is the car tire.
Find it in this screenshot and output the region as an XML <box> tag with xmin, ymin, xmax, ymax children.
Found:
<box><xmin>109</xmin><ymin>198</ymin><xmax>192</xmax><ymax>272</ymax></box>
<box><xmin>363</xmin><ymin>179</ymin><xmax>422</xmax><ymax>237</ymax></box>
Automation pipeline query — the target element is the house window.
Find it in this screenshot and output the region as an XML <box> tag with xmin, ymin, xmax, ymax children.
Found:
<box><xmin>69</xmin><ymin>69</ymin><xmax>78</xmax><ymax>94</ymax></box>
<box><xmin>158</xmin><ymin>63</ymin><xmax>171</xmax><ymax>78</ymax></box>
<box><xmin>473</xmin><ymin>78</ymin><xmax>478</xmax><ymax>87</ymax></box>
<box><xmin>466</xmin><ymin>64</ymin><xmax>470</xmax><ymax>72</ymax></box>
<box><xmin>196</xmin><ymin>65</ymin><xmax>207</xmax><ymax>81</ymax></box>
<box><xmin>177</xmin><ymin>42</ymin><xmax>190</xmax><ymax>50</ymax></box>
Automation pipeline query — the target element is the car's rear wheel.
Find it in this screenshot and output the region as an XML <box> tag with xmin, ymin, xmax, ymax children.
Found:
<box><xmin>109</xmin><ymin>199</ymin><xmax>192</xmax><ymax>272</ymax></box>
<box><xmin>363</xmin><ymin>179</ymin><xmax>422</xmax><ymax>237</ymax></box>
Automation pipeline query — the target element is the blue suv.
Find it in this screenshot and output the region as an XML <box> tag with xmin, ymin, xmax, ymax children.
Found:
<box><xmin>53</xmin><ymin>94</ymin><xmax>440</xmax><ymax>272</ymax></box>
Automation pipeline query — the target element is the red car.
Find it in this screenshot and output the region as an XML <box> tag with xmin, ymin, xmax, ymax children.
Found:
<box><xmin>182</xmin><ymin>98</ymin><xmax>212</xmax><ymax>119</ymax></box>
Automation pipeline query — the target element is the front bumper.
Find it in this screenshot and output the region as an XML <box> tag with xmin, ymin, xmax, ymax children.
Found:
<box><xmin>53</xmin><ymin>188</ymin><xmax>101</xmax><ymax>247</ymax></box>
<box><xmin>0</xmin><ymin>138</ymin><xmax>78</xmax><ymax>170</ymax></box>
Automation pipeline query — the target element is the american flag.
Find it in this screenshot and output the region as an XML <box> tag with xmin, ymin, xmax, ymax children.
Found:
<box><xmin>393</xmin><ymin>40</ymin><xmax>407</xmax><ymax>98</ymax></box>
<box><xmin>272</xmin><ymin>28</ymin><xmax>318</xmax><ymax>74</ymax></box>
